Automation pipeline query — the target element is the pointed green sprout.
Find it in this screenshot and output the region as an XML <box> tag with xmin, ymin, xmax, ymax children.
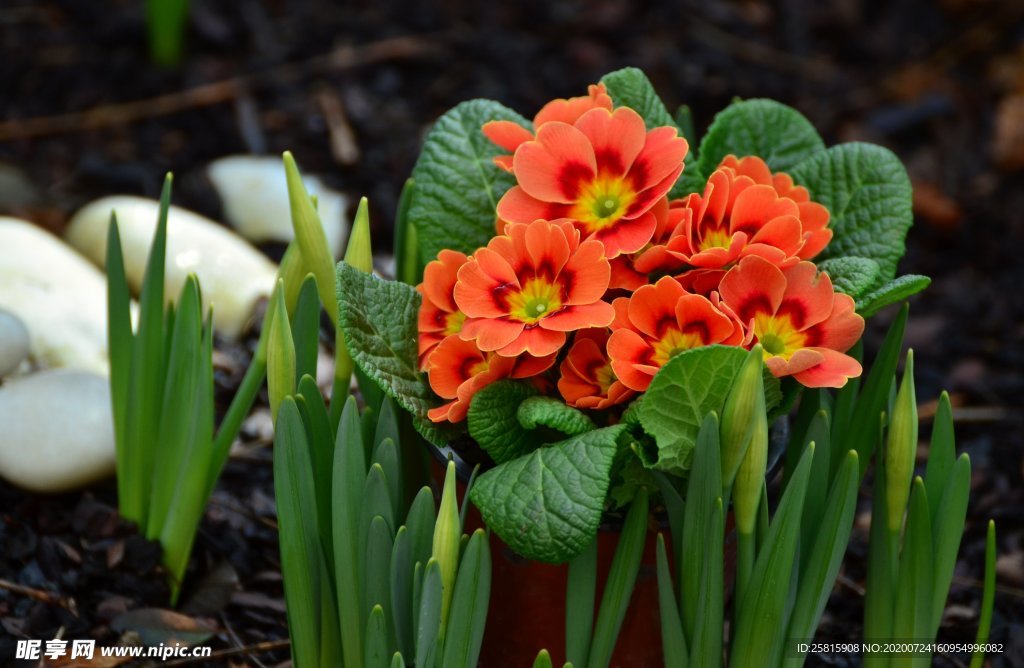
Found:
<box><xmin>721</xmin><ymin>344</ymin><xmax>765</xmax><ymax>492</ymax></box>
<box><xmin>885</xmin><ymin>350</ymin><xmax>917</xmax><ymax>534</ymax></box>
<box><xmin>433</xmin><ymin>459</ymin><xmax>462</xmax><ymax>642</ymax></box>
<box><xmin>345</xmin><ymin>197</ymin><xmax>374</xmax><ymax>274</ymax></box>
<box><xmin>267</xmin><ymin>280</ymin><xmax>296</xmax><ymax>423</ymax></box>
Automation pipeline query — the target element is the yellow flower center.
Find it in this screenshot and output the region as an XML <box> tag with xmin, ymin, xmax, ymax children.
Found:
<box><xmin>699</xmin><ymin>227</ymin><xmax>732</xmax><ymax>251</ymax></box>
<box><xmin>444</xmin><ymin>311</ymin><xmax>466</xmax><ymax>336</ymax></box>
<box><xmin>594</xmin><ymin>363</ymin><xmax>617</xmax><ymax>394</ymax></box>
<box><xmin>507</xmin><ymin>278</ymin><xmax>563</xmax><ymax>324</ymax></box>
<box><xmin>468</xmin><ymin>359</ymin><xmax>490</xmax><ymax>376</ymax></box>
<box><xmin>651</xmin><ymin>328</ymin><xmax>704</xmax><ymax>365</ymax></box>
<box><xmin>753</xmin><ymin>313</ymin><xmax>807</xmax><ymax>360</ymax></box>
<box><xmin>571</xmin><ymin>175</ymin><xmax>637</xmax><ymax>232</ymax></box>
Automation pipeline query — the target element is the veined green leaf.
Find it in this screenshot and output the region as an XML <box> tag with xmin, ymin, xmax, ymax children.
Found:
<box><xmin>792</xmin><ymin>143</ymin><xmax>913</xmax><ymax>284</ymax></box>
<box><xmin>517</xmin><ymin>396</ymin><xmax>596</xmax><ymax>436</ymax></box>
<box><xmin>817</xmin><ymin>257</ymin><xmax>882</xmax><ymax>299</ymax></box>
<box><xmin>565</xmin><ymin>537</ymin><xmax>597</xmax><ymax>668</ymax></box>
<box><xmin>655</xmin><ymin>534</ymin><xmax>687</xmax><ymax>668</ymax></box>
<box><xmin>409</xmin><ymin>100</ymin><xmax>528</xmax><ymax>262</ymax></box>
<box><xmin>336</xmin><ymin>262</ymin><xmax>440</xmax><ymax>427</ymax></box>
<box><xmin>467</xmin><ymin>380</ymin><xmax>540</xmax><ymax>464</ymax></box>
<box><xmin>730</xmin><ymin>442</ymin><xmax>814</xmax><ymax>667</ymax></box>
<box><xmin>640</xmin><ymin>345</ymin><xmax>779</xmax><ymax>475</ymax></box>
<box><xmin>333</xmin><ymin>397</ymin><xmax>367</xmax><ymax>668</ymax></box>
<box><xmin>698</xmin><ymin>99</ymin><xmax>825</xmax><ymax>176</ymax></box>
<box><xmin>857</xmin><ymin>275</ymin><xmax>930</xmax><ymax>317</ymax></box>
<box><xmin>785</xmin><ymin>450</ymin><xmax>859</xmax><ymax>667</ymax></box>
<box><xmin>441</xmin><ymin>529</ymin><xmax>492</xmax><ymax>668</ymax></box>
<box><xmin>470</xmin><ymin>426</ymin><xmax>624</xmax><ymax>563</ymax></box>
<box><xmin>587</xmin><ymin>489</ymin><xmax>649</xmax><ymax>668</ymax></box>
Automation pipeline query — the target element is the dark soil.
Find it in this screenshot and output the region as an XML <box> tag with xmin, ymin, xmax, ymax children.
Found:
<box><xmin>1</xmin><ymin>0</ymin><xmax>1023</xmax><ymax>666</ymax></box>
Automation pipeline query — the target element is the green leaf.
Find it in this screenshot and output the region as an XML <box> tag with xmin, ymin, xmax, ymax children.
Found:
<box><xmin>336</xmin><ymin>262</ymin><xmax>439</xmax><ymax>424</ymax></box>
<box><xmin>971</xmin><ymin>521</ymin><xmax>996</xmax><ymax>668</ymax></box>
<box><xmin>680</xmin><ymin>414</ymin><xmax>722</xmax><ymax>646</ymax></box>
<box><xmin>409</xmin><ymin>100</ymin><xmax>528</xmax><ymax>262</ymax></box>
<box><xmin>390</xmin><ymin>527</ymin><xmax>414</xmax><ymax>660</ymax></box>
<box><xmin>639</xmin><ymin>345</ymin><xmax>778</xmax><ymax>475</ymax></box>
<box><xmin>697</xmin><ymin>99</ymin><xmax>825</xmax><ymax>177</ymax></box>
<box><xmin>467</xmin><ymin>380</ymin><xmax>540</xmax><ymax>464</ymax></box>
<box><xmin>924</xmin><ymin>392</ymin><xmax>955</xmax><ymax>526</ymax></box>
<box><xmin>892</xmin><ymin>479</ymin><xmax>934</xmax><ymax>665</ymax></box>
<box><xmin>857</xmin><ymin>275</ymin><xmax>931</xmax><ymax>317</ymax></box>
<box><xmin>730</xmin><ymin>442</ymin><xmax>815</xmax><ymax>667</ymax></box>
<box><xmin>534</xmin><ymin>650</ymin><xmax>555</xmax><ymax>668</ymax></box>
<box><xmin>817</xmin><ymin>257</ymin><xmax>882</xmax><ymax>299</ymax></box>
<box><xmin>364</xmin><ymin>515</ymin><xmax>395</xmax><ymax>633</ymax></box>
<box><xmin>470</xmin><ymin>426</ymin><xmax>625</xmax><ymax>563</ymax></box>
<box><xmin>273</xmin><ymin>399</ymin><xmax>324</xmax><ymax>668</ymax></box>
<box><xmin>333</xmin><ymin>397</ymin><xmax>367</xmax><ymax>668</ymax></box>
<box><xmin>786</xmin><ymin>450</ymin><xmax>859</xmax><ymax>666</ymax></box>
<box><xmin>517</xmin><ymin>396</ymin><xmax>596</xmax><ymax>436</ymax></box>
<box><xmin>394</xmin><ymin>178</ymin><xmax>422</xmax><ymax>285</ymax></box>
<box><xmin>105</xmin><ymin>215</ymin><xmax>132</xmax><ymax>485</ymax></box>
<box><xmin>599</xmin><ymin>67</ymin><xmax>702</xmax><ymax>197</ymax></box>
<box><xmin>689</xmin><ymin>498</ymin><xmax>723</xmax><ymax>668</ymax></box>
<box><xmin>415</xmin><ymin>560</ymin><xmax>443</xmax><ymax>668</ymax></box>
<box><xmin>792</xmin><ymin>142</ymin><xmax>914</xmax><ymax>283</ymax></box>
<box><xmin>655</xmin><ymin>534</ymin><xmax>688</xmax><ymax>668</ymax></box>
<box><xmin>441</xmin><ymin>529</ymin><xmax>492</xmax><ymax>668</ymax></box>
<box><xmin>365</xmin><ymin>605</ymin><xmax>390</xmax><ymax>668</ymax></box>
<box><xmin>565</xmin><ymin>537</ymin><xmax>597</xmax><ymax>668</ymax></box>
<box><xmin>587</xmin><ymin>490</ymin><xmax>649</xmax><ymax>668</ymax></box>
<box><xmin>930</xmin><ymin>454</ymin><xmax>971</xmax><ymax>636</ymax></box>
<box><xmin>267</xmin><ymin>280</ymin><xmax>296</xmax><ymax>423</ymax></box>
<box><xmin>291</xmin><ymin>274</ymin><xmax>321</xmax><ymax>383</ymax></box>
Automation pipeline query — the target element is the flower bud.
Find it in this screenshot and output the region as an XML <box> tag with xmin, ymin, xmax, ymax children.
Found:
<box><xmin>733</xmin><ymin>388</ymin><xmax>768</xmax><ymax>536</ymax></box>
<box><xmin>721</xmin><ymin>345</ymin><xmax>765</xmax><ymax>490</ymax></box>
<box><xmin>266</xmin><ymin>279</ymin><xmax>295</xmax><ymax>422</ymax></box>
<box><xmin>344</xmin><ymin>197</ymin><xmax>374</xmax><ymax>275</ymax></box>
<box><xmin>885</xmin><ymin>350</ymin><xmax>917</xmax><ymax>533</ymax></box>
<box><xmin>432</xmin><ymin>459</ymin><xmax>462</xmax><ymax>638</ymax></box>
<box><xmin>283</xmin><ymin>151</ymin><xmax>338</xmax><ymax>324</ymax></box>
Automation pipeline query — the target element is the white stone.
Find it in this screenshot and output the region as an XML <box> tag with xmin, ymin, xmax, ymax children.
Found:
<box><xmin>0</xmin><ymin>370</ymin><xmax>115</xmax><ymax>492</ymax></box>
<box><xmin>0</xmin><ymin>309</ymin><xmax>30</xmax><ymax>377</ymax></box>
<box><xmin>66</xmin><ymin>196</ymin><xmax>279</xmax><ymax>340</ymax></box>
<box><xmin>0</xmin><ymin>218</ymin><xmax>116</xmax><ymax>375</ymax></box>
<box><xmin>207</xmin><ymin>155</ymin><xmax>349</xmax><ymax>257</ymax></box>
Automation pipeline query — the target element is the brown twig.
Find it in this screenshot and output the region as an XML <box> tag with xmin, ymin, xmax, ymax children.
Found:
<box><xmin>0</xmin><ymin>34</ymin><xmax>443</xmax><ymax>142</ymax></box>
<box><xmin>0</xmin><ymin>578</ymin><xmax>78</xmax><ymax>616</ymax></box>
<box><xmin>161</xmin><ymin>639</ymin><xmax>291</xmax><ymax>666</ymax></box>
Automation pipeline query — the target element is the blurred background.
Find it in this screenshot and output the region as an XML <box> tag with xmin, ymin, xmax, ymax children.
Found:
<box><xmin>1</xmin><ymin>0</ymin><xmax>1022</xmax><ymax>663</ymax></box>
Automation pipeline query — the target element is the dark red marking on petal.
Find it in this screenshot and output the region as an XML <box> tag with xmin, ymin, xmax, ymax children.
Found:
<box><xmin>777</xmin><ymin>298</ymin><xmax>808</xmax><ymax>330</ymax></box>
<box><xmin>558</xmin><ymin>268</ymin><xmax>577</xmax><ymax>301</ymax></box>
<box><xmin>595</xmin><ymin>148</ymin><xmax>626</xmax><ymax>176</ymax></box>
<box><xmin>489</xmin><ymin>283</ymin><xmax>515</xmax><ymax>311</ymax></box>
<box><xmin>558</xmin><ymin>161</ymin><xmax>595</xmax><ymax>200</ymax></box>
<box><xmin>736</xmin><ymin>294</ymin><xmax>774</xmax><ymax>325</ymax></box>
<box><xmin>681</xmin><ymin>320</ymin><xmax>711</xmax><ymax>343</ymax></box>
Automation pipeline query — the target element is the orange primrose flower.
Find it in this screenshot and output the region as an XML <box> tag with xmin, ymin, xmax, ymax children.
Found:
<box><xmin>417</xmin><ymin>249</ymin><xmax>469</xmax><ymax>368</ymax></box>
<box><xmin>718</xmin><ymin>255</ymin><xmax>864</xmax><ymax>388</ymax></box>
<box><xmin>653</xmin><ymin>155</ymin><xmax>831</xmax><ymax>271</ymax></box>
<box><xmin>483</xmin><ymin>83</ymin><xmax>614</xmax><ymax>171</ymax></box>
<box><xmin>426</xmin><ymin>336</ymin><xmax>553</xmax><ymax>423</ymax></box>
<box><xmin>454</xmin><ymin>219</ymin><xmax>615</xmax><ymax>358</ymax></box>
<box><xmin>607</xmin><ymin>276</ymin><xmax>743</xmax><ymax>392</ymax></box>
<box><xmin>496</xmin><ymin>107</ymin><xmax>689</xmax><ymax>258</ymax></box>
<box><xmin>557</xmin><ymin>329</ymin><xmax>635</xmax><ymax>410</ymax></box>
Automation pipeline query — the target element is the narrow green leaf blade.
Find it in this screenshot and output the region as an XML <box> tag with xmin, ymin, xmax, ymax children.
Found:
<box><xmin>655</xmin><ymin>534</ymin><xmax>687</xmax><ymax>668</ymax></box>
<box><xmin>565</xmin><ymin>537</ymin><xmax>597</xmax><ymax>668</ymax></box>
<box><xmin>441</xmin><ymin>529</ymin><xmax>492</xmax><ymax>668</ymax></box>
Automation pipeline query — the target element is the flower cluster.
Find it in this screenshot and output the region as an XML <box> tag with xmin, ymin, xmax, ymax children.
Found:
<box><xmin>419</xmin><ymin>86</ymin><xmax>864</xmax><ymax>423</ymax></box>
